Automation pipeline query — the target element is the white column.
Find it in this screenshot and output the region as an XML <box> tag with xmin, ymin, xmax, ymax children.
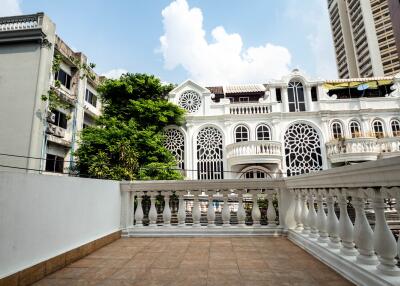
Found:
<box><xmin>251</xmin><ymin>190</ymin><xmax>261</xmax><ymax>227</ymax></box>
<box><xmin>120</xmin><ymin>191</ymin><xmax>129</xmax><ymax>229</ymax></box>
<box><xmin>326</xmin><ymin>190</ymin><xmax>340</xmax><ymax>248</ymax></box>
<box><xmin>148</xmin><ymin>191</ymin><xmax>158</xmax><ymax>227</ymax></box>
<box><xmin>294</xmin><ymin>190</ymin><xmax>303</xmax><ymax>231</ymax></box>
<box><xmin>316</xmin><ymin>190</ymin><xmax>328</xmax><ymax>242</ymax></box>
<box><xmin>301</xmin><ymin>191</ymin><xmax>310</xmax><ymax>234</ymax></box>
<box><xmin>266</xmin><ymin>191</ymin><xmax>277</xmax><ymax>226</ymax></box>
<box><xmin>192</xmin><ymin>190</ymin><xmax>201</xmax><ymax>227</ymax></box>
<box><xmin>369</xmin><ymin>188</ymin><xmax>400</xmax><ymax>276</ymax></box>
<box><xmin>337</xmin><ymin>189</ymin><xmax>357</xmax><ymax>256</ymax></box>
<box><xmin>281</xmin><ymin>87</ymin><xmax>288</xmax><ymax>112</ymax></box>
<box><xmin>134</xmin><ymin>192</ymin><xmax>144</xmax><ymax>227</ymax></box>
<box><xmin>128</xmin><ymin>192</ymin><xmax>134</xmax><ymax>229</ymax></box>
<box><xmin>353</xmin><ymin>189</ymin><xmax>378</xmax><ymax>265</ymax></box>
<box><xmin>177</xmin><ymin>191</ymin><xmax>186</xmax><ymax>227</ymax></box>
<box><xmin>222</xmin><ymin>190</ymin><xmax>231</xmax><ymax>227</ymax></box>
<box><xmin>237</xmin><ymin>190</ymin><xmax>246</xmax><ymax>227</ymax></box>
<box><xmin>307</xmin><ymin>191</ymin><xmax>318</xmax><ymax>238</ymax></box>
<box><xmin>162</xmin><ymin>191</ymin><xmax>172</xmax><ymax>226</ymax></box>
<box><xmin>207</xmin><ymin>191</ymin><xmax>216</xmax><ymax>227</ymax></box>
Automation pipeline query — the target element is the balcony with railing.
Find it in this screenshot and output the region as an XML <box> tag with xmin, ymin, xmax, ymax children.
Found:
<box><xmin>226</xmin><ymin>140</ymin><xmax>282</xmax><ymax>166</ymax></box>
<box><xmin>0</xmin><ymin>13</ymin><xmax>46</xmax><ymax>43</ymax></box>
<box><xmin>228</xmin><ymin>102</ymin><xmax>272</xmax><ymax>115</ymax></box>
<box><xmin>326</xmin><ymin>137</ymin><xmax>400</xmax><ymax>163</ymax></box>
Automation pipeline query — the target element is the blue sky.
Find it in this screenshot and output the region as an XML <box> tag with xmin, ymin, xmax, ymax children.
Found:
<box><xmin>3</xmin><ymin>0</ymin><xmax>337</xmax><ymax>84</ymax></box>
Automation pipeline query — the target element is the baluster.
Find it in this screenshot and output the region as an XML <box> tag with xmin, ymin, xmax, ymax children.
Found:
<box><xmin>207</xmin><ymin>191</ymin><xmax>216</xmax><ymax>227</ymax></box>
<box><xmin>192</xmin><ymin>190</ymin><xmax>201</xmax><ymax>227</ymax></box>
<box><xmin>134</xmin><ymin>192</ymin><xmax>144</xmax><ymax>227</ymax></box>
<box><xmin>384</xmin><ymin>187</ymin><xmax>400</xmax><ymax>262</ymax></box>
<box><xmin>266</xmin><ymin>191</ymin><xmax>277</xmax><ymax>226</ymax></box>
<box><xmin>316</xmin><ymin>190</ymin><xmax>328</xmax><ymax>242</ymax></box>
<box><xmin>128</xmin><ymin>191</ymin><xmax>134</xmax><ymax>229</ymax></box>
<box><xmin>301</xmin><ymin>191</ymin><xmax>310</xmax><ymax>234</ymax></box>
<box><xmin>293</xmin><ymin>189</ymin><xmax>303</xmax><ymax>231</ymax></box>
<box><xmin>251</xmin><ymin>190</ymin><xmax>261</xmax><ymax>227</ymax></box>
<box><xmin>177</xmin><ymin>191</ymin><xmax>186</xmax><ymax>227</ymax></box>
<box><xmin>237</xmin><ymin>190</ymin><xmax>246</xmax><ymax>227</ymax></box>
<box><xmin>337</xmin><ymin>189</ymin><xmax>357</xmax><ymax>256</ymax></box>
<box><xmin>369</xmin><ymin>188</ymin><xmax>400</xmax><ymax>275</ymax></box>
<box><xmin>326</xmin><ymin>189</ymin><xmax>340</xmax><ymax>248</ymax></box>
<box><xmin>353</xmin><ymin>189</ymin><xmax>378</xmax><ymax>265</ymax></box>
<box><xmin>307</xmin><ymin>190</ymin><xmax>318</xmax><ymax>238</ymax></box>
<box><xmin>148</xmin><ymin>191</ymin><xmax>158</xmax><ymax>227</ymax></box>
<box><xmin>222</xmin><ymin>190</ymin><xmax>231</xmax><ymax>227</ymax></box>
<box><xmin>162</xmin><ymin>191</ymin><xmax>172</xmax><ymax>227</ymax></box>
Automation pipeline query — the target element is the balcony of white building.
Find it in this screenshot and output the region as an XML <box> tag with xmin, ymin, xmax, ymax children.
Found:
<box><xmin>226</xmin><ymin>140</ymin><xmax>282</xmax><ymax>166</ymax></box>
<box><xmin>2</xmin><ymin>157</ymin><xmax>400</xmax><ymax>286</ymax></box>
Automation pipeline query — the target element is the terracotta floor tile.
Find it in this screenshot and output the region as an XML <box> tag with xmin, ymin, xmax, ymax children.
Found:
<box><xmin>109</xmin><ymin>268</ymin><xmax>146</xmax><ymax>280</ymax></box>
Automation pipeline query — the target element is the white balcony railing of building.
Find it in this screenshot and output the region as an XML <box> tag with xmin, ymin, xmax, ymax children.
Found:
<box><xmin>226</xmin><ymin>140</ymin><xmax>282</xmax><ymax>165</ymax></box>
<box><xmin>326</xmin><ymin>137</ymin><xmax>400</xmax><ymax>163</ymax></box>
<box><xmin>121</xmin><ymin>157</ymin><xmax>400</xmax><ymax>286</ymax></box>
<box><xmin>0</xmin><ymin>13</ymin><xmax>43</xmax><ymax>32</ymax></box>
<box><xmin>228</xmin><ymin>102</ymin><xmax>272</xmax><ymax>115</ymax></box>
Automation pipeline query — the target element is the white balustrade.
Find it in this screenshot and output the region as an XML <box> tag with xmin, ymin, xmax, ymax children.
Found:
<box><xmin>226</xmin><ymin>141</ymin><xmax>282</xmax><ymax>161</ymax></box>
<box><xmin>0</xmin><ymin>14</ymin><xmax>42</xmax><ymax>31</ymax></box>
<box><xmin>229</xmin><ymin>103</ymin><xmax>271</xmax><ymax>115</ymax></box>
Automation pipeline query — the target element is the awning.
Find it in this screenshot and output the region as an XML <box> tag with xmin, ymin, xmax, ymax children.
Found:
<box><xmin>323</xmin><ymin>79</ymin><xmax>393</xmax><ymax>90</ymax></box>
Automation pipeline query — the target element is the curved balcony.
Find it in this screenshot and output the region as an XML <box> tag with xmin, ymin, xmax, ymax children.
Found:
<box><xmin>226</xmin><ymin>140</ymin><xmax>282</xmax><ymax>166</ymax></box>
<box><xmin>378</xmin><ymin>137</ymin><xmax>400</xmax><ymax>158</ymax></box>
<box><xmin>326</xmin><ymin>137</ymin><xmax>379</xmax><ymax>163</ymax></box>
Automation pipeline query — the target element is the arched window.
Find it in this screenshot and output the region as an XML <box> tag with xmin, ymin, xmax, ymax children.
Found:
<box><xmin>391</xmin><ymin>119</ymin><xmax>400</xmax><ymax>137</ymax></box>
<box><xmin>197</xmin><ymin>127</ymin><xmax>224</xmax><ymax>180</ymax></box>
<box><xmin>372</xmin><ymin>120</ymin><xmax>385</xmax><ymax>139</ymax></box>
<box><xmin>284</xmin><ymin>123</ymin><xmax>323</xmax><ymax>176</ymax></box>
<box><xmin>235</xmin><ymin>125</ymin><xmax>249</xmax><ymax>143</ymax></box>
<box><xmin>239</xmin><ymin>167</ymin><xmax>272</xmax><ymax>179</ymax></box>
<box><xmin>331</xmin><ymin>121</ymin><xmax>343</xmax><ymax>139</ymax></box>
<box><xmin>256</xmin><ymin>124</ymin><xmax>271</xmax><ymax>141</ymax></box>
<box><xmin>164</xmin><ymin>128</ymin><xmax>185</xmax><ymax>170</ymax></box>
<box><xmin>349</xmin><ymin>121</ymin><xmax>361</xmax><ymax>138</ymax></box>
<box><xmin>288</xmin><ymin>81</ymin><xmax>306</xmax><ymax>112</ymax></box>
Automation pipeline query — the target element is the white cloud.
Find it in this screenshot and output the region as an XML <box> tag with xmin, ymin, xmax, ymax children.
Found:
<box><xmin>102</xmin><ymin>69</ymin><xmax>128</xmax><ymax>79</ymax></box>
<box><xmin>0</xmin><ymin>0</ymin><xmax>22</xmax><ymax>17</ymax></box>
<box><xmin>159</xmin><ymin>0</ymin><xmax>291</xmax><ymax>85</ymax></box>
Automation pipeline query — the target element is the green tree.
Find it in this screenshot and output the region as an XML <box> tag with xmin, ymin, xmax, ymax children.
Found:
<box><xmin>73</xmin><ymin>73</ymin><xmax>185</xmax><ymax>180</ymax></box>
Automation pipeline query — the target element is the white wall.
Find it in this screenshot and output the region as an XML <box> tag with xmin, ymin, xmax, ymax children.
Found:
<box><xmin>0</xmin><ymin>171</ymin><xmax>121</xmax><ymax>278</ymax></box>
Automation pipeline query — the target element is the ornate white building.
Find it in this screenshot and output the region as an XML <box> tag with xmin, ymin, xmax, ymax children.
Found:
<box><xmin>165</xmin><ymin>70</ymin><xmax>400</xmax><ymax>180</ymax></box>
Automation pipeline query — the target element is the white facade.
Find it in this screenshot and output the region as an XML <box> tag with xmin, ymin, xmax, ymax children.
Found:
<box><xmin>166</xmin><ymin>70</ymin><xmax>400</xmax><ymax>179</ymax></box>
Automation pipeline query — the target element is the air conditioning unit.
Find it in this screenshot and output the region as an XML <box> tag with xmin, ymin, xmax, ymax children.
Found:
<box><xmin>46</xmin><ymin>124</ymin><xmax>56</xmax><ymax>134</ymax></box>
<box><xmin>47</xmin><ymin>111</ymin><xmax>56</xmax><ymax>123</ymax></box>
<box><xmin>54</xmin><ymin>127</ymin><xmax>66</xmax><ymax>138</ymax></box>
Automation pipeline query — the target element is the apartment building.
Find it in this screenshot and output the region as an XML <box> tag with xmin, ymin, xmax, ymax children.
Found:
<box><xmin>0</xmin><ymin>13</ymin><xmax>102</xmax><ymax>175</ymax></box>
<box><xmin>327</xmin><ymin>0</ymin><xmax>400</xmax><ymax>78</ymax></box>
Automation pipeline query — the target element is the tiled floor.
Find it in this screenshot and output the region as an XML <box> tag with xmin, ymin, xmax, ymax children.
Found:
<box><xmin>34</xmin><ymin>237</ymin><xmax>354</xmax><ymax>286</ymax></box>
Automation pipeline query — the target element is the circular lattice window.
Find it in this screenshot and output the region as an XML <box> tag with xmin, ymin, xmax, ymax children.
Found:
<box><xmin>178</xmin><ymin>90</ymin><xmax>201</xmax><ymax>113</ymax></box>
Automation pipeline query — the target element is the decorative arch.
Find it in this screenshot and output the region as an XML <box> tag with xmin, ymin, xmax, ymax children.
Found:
<box><xmin>288</xmin><ymin>81</ymin><xmax>306</xmax><ymax>112</ymax></box>
<box><xmin>234</xmin><ymin>124</ymin><xmax>250</xmax><ymax>143</ymax></box>
<box><xmin>284</xmin><ymin>123</ymin><xmax>323</xmax><ymax>176</ymax></box>
<box><xmin>238</xmin><ymin>166</ymin><xmax>273</xmax><ymax>179</ymax></box>
<box><xmin>196</xmin><ymin>126</ymin><xmax>224</xmax><ymax>180</ymax></box>
<box><xmin>164</xmin><ymin>128</ymin><xmax>185</xmax><ymax>170</ymax></box>
<box><xmin>256</xmin><ymin>124</ymin><xmax>271</xmax><ymax>140</ymax></box>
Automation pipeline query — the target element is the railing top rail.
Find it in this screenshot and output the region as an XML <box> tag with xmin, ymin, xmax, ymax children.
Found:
<box><xmin>121</xmin><ymin>178</ymin><xmax>284</xmax><ymax>192</ymax></box>
<box><xmin>226</xmin><ymin>140</ymin><xmax>281</xmax><ymax>148</ymax></box>
<box><xmin>228</xmin><ymin>102</ymin><xmax>272</xmax><ymax>107</ymax></box>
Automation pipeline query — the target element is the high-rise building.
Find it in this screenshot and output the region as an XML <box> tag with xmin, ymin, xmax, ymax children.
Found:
<box><xmin>0</xmin><ymin>13</ymin><xmax>102</xmax><ymax>175</ymax></box>
<box><xmin>327</xmin><ymin>0</ymin><xmax>400</xmax><ymax>78</ymax></box>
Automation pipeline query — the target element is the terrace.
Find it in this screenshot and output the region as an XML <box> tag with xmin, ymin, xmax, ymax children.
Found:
<box><xmin>1</xmin><ymin>157</ymin><xmax>400</xmax><ymax>286</ymax></box>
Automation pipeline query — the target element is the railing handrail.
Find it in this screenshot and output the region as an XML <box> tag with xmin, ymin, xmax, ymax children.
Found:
<box><xmin>226</xmin><ymin>140</ymin><xmax>281</xmax><ymax>149</ymax></box>
<box><xmin>227</xmin><ymin>102</ymin><xmax>272</xmax><ymax>107</ymax></box>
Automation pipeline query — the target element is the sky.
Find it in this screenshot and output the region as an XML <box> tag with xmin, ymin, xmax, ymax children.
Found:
<box><xmin>1</xmin><ymin>0</ymin><xmax>338</xmax><ymax>85</ymax></box>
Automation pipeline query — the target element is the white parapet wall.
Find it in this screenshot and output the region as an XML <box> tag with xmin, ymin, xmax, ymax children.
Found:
<box><xmin>0</xmin><ymin>171</ymin><xmax>121</xmax><ymax>279</ymax></box>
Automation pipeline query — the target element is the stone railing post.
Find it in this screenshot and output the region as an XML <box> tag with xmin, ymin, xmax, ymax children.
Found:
<box><xmin>207</xmin><ymin>190</ymin><xmax>216</xmax><ymax>227</ymax></box>
<box><xmin>316</xmin><ymin>189</ymin><xmax>328</xmax><ymax>242</ymax></box>
<box><xmin>162</xmin><ymin>191</ymin><xmax>172</xmax><ymax>226</ymax></box>
<box><xmin>177</xmin><ymin>191</ymin><xmax>186</xmax><ymax>227</ymax></box>
<box><xmin>237</xmin><ymin>189</ymin><xmax>247</xmax><ymax>227</ymax></box>
<box><xmin>384</xmin><ymin>187</ymin><xmax>400</xmax><ymax>260</ymax></box>
<box><xmin>148</xmin><ymin>191</ymin><xmax>158</xmax><ymax>227</ymax></box>
<box><xmin>353</xmin><ymin>188</ymin><xmax>378</xmax><ymax>265</ymax></box>
<box><xmin>307</xmin><ymin>190</ymin><xmax>318</xmax><ymax>238</ymax></box>
<box><xmin>337</xmin><ymin>189</ymin><xmax>357</xmax><ymax>256</ymax></box>
<box><xmin>192</xmin><ymin>190</ymin><xmax>201</xmax><ymax>227</ymax></box>
<box><xmin>326</xmin><ymin>189</ymin><xmax>340</xmax><ymax>248</ymax></box>
<box><xmin>266</xmin><ymin>190</ymin><xmax>277</xmax><ymax>226</ymax></box>
<box><xmin>222</xmin><ymin>190</ymin><xmax>231</xmax><ymax>227</ymax></box>
<box><xmin>293</xmin><ymin>189</ymin><xmax>303</xmax><ymax>231</ymax></box>
<box><xmin>134</xmin><ymin>192</ymin><xmax>144</xmax><ymax>227</ymax></box>
<box><xmin>369</xmin><ymin>188</ymin><xmax>400</xmax><ymax>276</ymax></box>
<box><xmin>301</xmin><ymin>190</ymin><xmax>310</xmax><ymax>234</ymax></box>
<box><xmin>251</xmin><ymin>190</ymin><xmax>261</xmax><ymax>227</ymax></box>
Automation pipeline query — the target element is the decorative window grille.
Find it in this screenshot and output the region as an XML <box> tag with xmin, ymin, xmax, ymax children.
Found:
<box><xmin>239</xmin><ymin>167</ymin><xmax>272</xmax><ymax>179</ymax></box>
<box><xmin>349</xmin><ymin>121</ymin><xmax>361</xmax><ymax>138</ymax></box>
<box><xmin>372</xmin><ymin>120</ymin><xmax>385</xmax><ymax>138</ymax></box>
<box><xmin>178</xmin><ymin>90</ymin><xmax>202</xmax><ymax>113</ymax></box>
<box><xmin>197</xmin><ymin>127</ymin><xmax>224</xmax><ymax>180</ymax></box>
<box><xmin>256</xmin><ymin>124</ymin><xmax>271</xmax><ymax>141</ymax></box>
<box><xmin>235</xmin><ymin>125</ymin><xmax>249</xmax><ymax>143</ymax></box>
<box><xmin>331</xmin><ymin>121</ymin><xmax>343</xmax><ymax>139</ymax></box>
<box><xmin>164</xmin><ymin>128</ymin><xmax>185</xmax><ymax>170</ymax></box>
<box><xmin>288</xmin><ymin>81</ymin><xmax>306</xmax><ymax>112</ymax></box>
<box><xmin>391</xmin><ymin>119</ymin><xmax>400</xmax><ymax>137</ymax></box>
<box><xmin>284</xmin><ymin>123</ymin><xmax>323</xmax><ymax>176</ymax></box>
